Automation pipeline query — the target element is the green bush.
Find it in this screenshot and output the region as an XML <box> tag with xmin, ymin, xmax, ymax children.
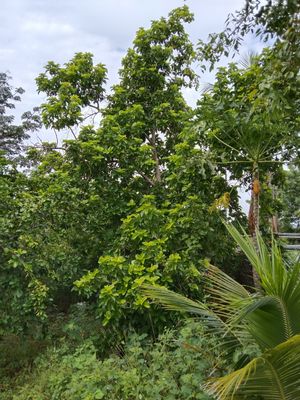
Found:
<box><xmin>0</xmin><ymin>334</ymin><xmax>47</xmax><ymax>378</ymax></box>
<box><xmin>2</xmin><ymin>321</ymin><xmax>221</xmax><ymax>400</ymax></box>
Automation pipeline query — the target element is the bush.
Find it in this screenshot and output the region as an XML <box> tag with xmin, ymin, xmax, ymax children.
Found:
<box><xmin>2</xmin><ymin>321</ymin><xmax>221</xmax><ymax>400</ymax></box>
<box><xmin>0</xmin><ymin>334</ymin><xmax>47</xmax><ymax>378</ymax></box>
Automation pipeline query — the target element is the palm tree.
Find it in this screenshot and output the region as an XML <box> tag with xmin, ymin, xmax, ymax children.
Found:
<box><xmin>144</xmin><ymin>224</ymin><xmax>300</xmax><ymax>399</ymax></box>
<box><xmin>198</xmin><ymin>54</ymin><xmax>298</xmax><ymax>286</ymax></box>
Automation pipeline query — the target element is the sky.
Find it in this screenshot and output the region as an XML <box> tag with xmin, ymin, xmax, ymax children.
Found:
<box><xmin>0</xmin><ymin>0</ymin><xmax>262</xmax><ymax>119</ymax></box>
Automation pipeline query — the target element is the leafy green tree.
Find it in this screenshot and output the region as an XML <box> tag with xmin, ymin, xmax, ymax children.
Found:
<box><xmin>146</xmin><ymin>224</ymin><xmax>300</xmax><ymax>399</ymax></box>
<box><xmin>73</xmin><ymin>7</ymin><xmax>242</xmax><ymax>329</ymax></box>
<box><xmin>99</xmin><ymin>5</ymin><xmax>196</xmax><ymax>187</ymax></box>
<box><xmin>196</xmin><ymin>52</ymin><xmax>298</xmax><ymax>241</ymax></box>
<box><xmin>0</xmin><ymin>72</ymin><xmax>41</xmax><ymax>159</ymax></box>
<box><xmin>1</xmin><ymin>7</ymin><xmax>197</xmax><ymax>332</ymax></box>
<box><xmin>0</xmin><ymin>74</ymin><xmax>44</xmax><ymax>333</ymax></box>
<box><xmin>36</xmin><ymin>53</ymin><xmax>107</xmax><ymax>134</ymax></box>
<box><xmin>0</xmin><ymin>6</ymin><xmax>242</xmax><ymax>335</ymax></box>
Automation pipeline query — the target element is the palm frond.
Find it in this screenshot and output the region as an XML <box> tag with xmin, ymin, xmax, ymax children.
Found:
<box><xmin>205</xmin><ymin>335</ymin><xmax>300</xmax><ymax>400</ymax></box>
<box><xmin>239</xmin><ymin>51</ymin><xmax>258</xmax><ymax>69</ymax></box>
<box><xmin>142</xmin><ymin>285</ymin><xmax>221</xmax><ymax>328</ymax></box>
<box><xmin>201</xmin><ymin>82</ymin><xmax>214</xmax><ymax>94</ymax></box>
<box><xmin>143</xmin><ymin>282</ymin><xmax>255</xmax><ymax>362</ymax></box>
<box><xmin>225</xmin><ymin>223</ymin><xmax>300</xmax><ymax>346</ymax></box>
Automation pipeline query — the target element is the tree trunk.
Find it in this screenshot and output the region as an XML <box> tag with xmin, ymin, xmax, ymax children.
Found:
<box><xmin>151</xmin><ymin>131</ymin><xmax>161</xmax><ymax>183</ymax></box>
<box><xmin>248</xmin><ymin>163</ymin><xmax>261</xmax><ymax>288</ymax></box>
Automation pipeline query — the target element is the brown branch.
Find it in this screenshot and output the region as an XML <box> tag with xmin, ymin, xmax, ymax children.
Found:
<box><xmin>69</xmin><ymin>127</ymin><xmax>77</xmax><ymax>140</ymax></box>
<box><xmin>137</xmin><ymin>170</ymin><xmax>155</xmax><ymax>186</ymax></box>
<box><xmin>151</xmin><ymin>131</ymin><xmax>161</xmax><ymax>183</ymax></box>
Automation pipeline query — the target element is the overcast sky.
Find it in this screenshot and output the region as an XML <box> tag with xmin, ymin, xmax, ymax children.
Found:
<box><xmin>1</xmin><ymin>0</ymin><xmax>263</xmax><ymax>117</ymax></box>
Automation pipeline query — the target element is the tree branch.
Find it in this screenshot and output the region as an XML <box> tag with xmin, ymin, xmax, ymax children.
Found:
<box><xmin>137</xmin><ymin>170</ymin><xmax>155</xmax><ymax>186</ymax></box>
<box><xmin>151</xmin><ymin>131</ymin><xmax>161</xmax><ymax>183</ymax></box>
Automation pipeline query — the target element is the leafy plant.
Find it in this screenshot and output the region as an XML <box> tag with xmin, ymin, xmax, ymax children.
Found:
<box><xmin>145</xmin><ymin>224</ymin><xmax>300</xmax><ymax>399</ymax></box>
<box><xmin>3</xmin><ymin>321</ymin><xmax>219</xmax><ymax>400</ymax></box>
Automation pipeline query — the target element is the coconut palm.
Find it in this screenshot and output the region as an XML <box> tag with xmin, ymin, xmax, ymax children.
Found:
<box><xmin>144</xmin><ymin>224</ymin><xmax>300</xmax><ymax>399</ymax></box>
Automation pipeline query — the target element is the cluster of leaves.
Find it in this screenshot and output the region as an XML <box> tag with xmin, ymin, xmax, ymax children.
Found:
<box><xmin>75</xmin><ymin>195</ymin><xmax>239</xmax><ymax>326</ymax></box>
<box><xmin>1</xmin><ymin>321</ymin><xmax>221</xmax><ymax>400</ymax></box>
<box><xmin>197</xmin><ymin>0</ymin><xmax>300</xmax><ymax>70</ymax></box>
<box><xmin>197</xmin><ymin>49</ymin><xmax>299</xmax><ymax>183</ymax></box>
<box><xmin>0</xmin><ymin>73</ymin><xmax>41</xmax><ymax>160</ymax></box>
<box><xmin>36</xmin><ymin>53</ymin><xmax>107</xmax><ymax>130</ymax></box>
<box><xmin>2</xmin><ymin>1</ymin><xmax>299</xmax><ymax>337</ymax></box>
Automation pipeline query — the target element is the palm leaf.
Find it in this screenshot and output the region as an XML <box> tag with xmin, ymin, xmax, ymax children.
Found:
<box><xmin>143</xmin><ymin>278</ymin><xmax>253</xmax><ymax>358</ymax></box>
<box><xmin>142</xmin><ymin>285</ymin><xmax>222</xmax><ymax>329</ymax></box>
<box><xmin>225</xmin><ymin>224</ymin><xmax>300</xmax><ymax>348</ymax></box>
<box><xmin>205</xmin><ymin>335</ymin><xmax>300</xmax><ymax>400</ymax></box>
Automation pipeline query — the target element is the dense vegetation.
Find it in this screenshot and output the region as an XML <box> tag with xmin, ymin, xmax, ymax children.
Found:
<box><xmin>0</xmin><ymin>1</ymin><xmax>299</xmax><ymax>399</ymax></box>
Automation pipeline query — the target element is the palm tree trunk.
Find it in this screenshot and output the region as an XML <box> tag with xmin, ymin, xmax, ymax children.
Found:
<box><xmin>248</xmin><ymin>163</ymin><xmax>261</xmax><ymax>288</ymax></box>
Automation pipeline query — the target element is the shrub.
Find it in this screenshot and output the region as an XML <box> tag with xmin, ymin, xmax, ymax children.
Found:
<box><xmin>2</xmin><ymin>321</ymin><xmax>221</xmax><ymax>400</ymax></box>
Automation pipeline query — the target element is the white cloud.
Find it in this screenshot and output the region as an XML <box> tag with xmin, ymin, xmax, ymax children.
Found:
<box><xmin>1</xmin><ymin>0</ymin><xmax>248</xmax><ymax>126</ymax></box>
<box><xmin>22</xmin><ymin>19</ymin><xmax>75</xmax><ymax>35</ymax></box>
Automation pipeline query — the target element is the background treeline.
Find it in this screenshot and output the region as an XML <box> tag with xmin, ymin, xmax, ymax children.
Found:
<box><xmin>0</xmin><ymin>1</ymin><xmax>299</xmax><ymax>398</ymax></box>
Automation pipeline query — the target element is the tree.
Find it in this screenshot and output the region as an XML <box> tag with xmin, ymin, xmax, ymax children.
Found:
<box><xmin>99</xmin><ymin>5</ymin><xmax>196</xmax><ymax>187</ymax></box>
<box><xmin>73</xmin><ymin>7</ymin><xmax>242</xmax><ymax>329</ymax></box>
<box><xmin>36</xmin><ymin>52</ymin><xmax>107</xmax><ymax>135</ymax></box>
<box><xmin>195</xmin><ymin>51</ymin><xmax>299</xmax><ymax>284</ymax></box>
<box><xmin>145</xmin><ymin>224</ymin><xmax>300</xmax><ymax>399</ymax></box>
<box><xmin>0</xmin><ymin>73</ymin><xmax>43</xmax><ymax>333</ymax></box>
<box><xmin>1</xmin><ymin>7</ymin><xmax>200</xmax><ymax>332</ymax></box>
<box><xmin>0</xmin><ymin>72</ymin><xmax>41</xmax><ymax>159</ymax></box>
<box><xmin>1</xmin><ymin>6</ymin><xmax>242</xmax><ymax>334</ymax></box>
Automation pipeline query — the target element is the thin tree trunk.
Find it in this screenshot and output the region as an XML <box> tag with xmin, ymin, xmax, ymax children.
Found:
<box><xmin>151</xmin><ymin>131</ymin><xmax>161</xmax><ymax>183</ymax></box>
<box><xmin>248</xmin><ymin>163</ymin><xmax>261</xmax><ymax>288</ymax></box>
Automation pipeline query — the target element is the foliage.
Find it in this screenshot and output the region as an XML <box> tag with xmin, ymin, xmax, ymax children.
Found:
<box><xmin>145</xmin><ymin>225</ymin><xmax>300</xmax><ymax>399</ymax></box>
<box><xmin>278</xmin><ymin>166</ymin><xmax>300</xmax><ymax>231</ymax></box>
<box><xmin>1</xmin><ymin>4</ymin><xmax>299</xmax><ymax>399</ymax></box>
<box><xmin>208</xmin><ymin>335</ymin><xmax>300</xmax><ymax>400</ymax></box>
<box><xmin>98</xmin><ymin>5</ymin><xmax>196</xmax><ymax>187</ymax></box>
<box><xmin>75</xmin><ymin>175</ymin><xmax>241</xmax><ymax>328</ymax></box>
<box><xmin>36</xmin><ymin>53</ymin><xmax>107</xmax><ymax>131</ymax></box>
<box><xmin>197</xmin><ymin>0</ymin><xmax>300</xmax><ymax>70</ymax></box>
<box><xmin>0</xmin><ymin>72</ymin><xmax>41</xmax><ymax>159</ymax></box>
<box><xmin>40</xmin><ymin>6</ymin><xmax>241</xmax><ymax>330</ymax></box>
<box><xmin>1</xmin><ymin>321</ymin><xmax>220</xmax><ymax>400</ymax></box>
<box><xmin>196</xmin><ymin>52</ymin><xmax>298</xmax><ymax>185</ymax></box>
<box><xmin>0</xmin><ymin>166</ymin><xmax>50</xmax><ymax>333</ymax></box>
<box><xmin>195</xmin><ymin>50</ymin><xmax>299</xmax><ymax>244</ymax></box>
<box><xmin>0</xmin><ymin>7</ymin><xmax>243</xmax><ymax>336</ymax></box>
<box><xmin>0</xmin><ymin>75</ymin><xmax>44</xmax><ymax>332</ymax></box>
